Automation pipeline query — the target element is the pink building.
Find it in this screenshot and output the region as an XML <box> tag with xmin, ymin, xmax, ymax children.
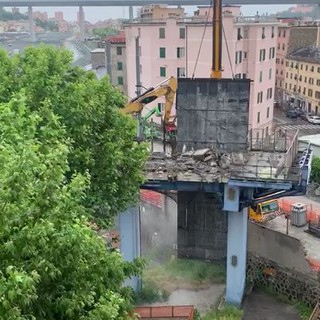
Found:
<box><xmin>54</xmin><ymin>11</ymin><xmax>64</xmax><ymax>23</ymax></box>
<box><xmin>33</xmin><ymin>11</ymin><xmax>48</xmax><ymax>22</ymax></box>
<box><xmin>125</xmin><ymin>6</ymin><xmax>278</xmax><ymax>136</ymax></box>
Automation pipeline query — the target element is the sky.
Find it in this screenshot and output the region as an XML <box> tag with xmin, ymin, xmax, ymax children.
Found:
<box><xmin>10</xmin><ymin>4</ymin><xmax>294</xmax><ymax>23</ymax></box>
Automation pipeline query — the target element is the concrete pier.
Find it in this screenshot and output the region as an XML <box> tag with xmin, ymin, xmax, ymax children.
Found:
<box><xmin>129</xmin><ymin>6</ymin><xmax>134</xmax><ymax>21</ymax></box>
<box><xmin>78</xmin><ymin>6</ymin><xmax>85</xmax><ymax>40</ymax></box>
<box><xmin>28</xmin><ymin>6</ymin><xmax>35</xmax><ymax>42</ymax></box>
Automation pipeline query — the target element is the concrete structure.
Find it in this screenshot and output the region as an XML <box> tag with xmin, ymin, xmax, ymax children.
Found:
<box><xmin>91</xmin><ymin>48</ymin><xmax>106</xmax><ymax>69</ymax></box>
<box><xmin>299</xmin><ymin>134</ymin><xmax>320</xmax><ymax>157</ymax></box>
<box><xmin>1</xmin><ymin>0</ymin><xmax>319</xmax><ymax>6</ymax></box>
<box><xmin>105</xmin><ymin>31</ymin><xmax>128</xmax><ymax>95</ymax></box>
<box><xmin>275</xmin><ymin>21</ymin><xmax>320</xmax><ymax>103</ymax></box>
<box><xmin>28</xmin><ymin>6</ymin><xmax>35</xmax><ymax>43</ymax></box>
<box><xmin>125</xmin><ymin>6</ymin><xmax>278</xmax><ymax>134</ymax></box>
<box><xmin>54</xmin><ymin>11</ymin><xmax>64</xmax><ymax>22</ymax></box>
<box><xmin>77</xmin><ymin>6</ymin><xmax>85</xmax><ymax>40</ymax></box>
<box><xmin>141</xmin><ymin>76</ymin><xmax>312</xmax><ymax>305</ymax></box>
<box><xmin>140</xmin><ymin>4</ymin><xmax>185</xmax><ymax>20</ymax></box>
<box><xmin>283</xmin><ymin>46</ymin><xmax>320</xmax><ymax>114</ymax></box>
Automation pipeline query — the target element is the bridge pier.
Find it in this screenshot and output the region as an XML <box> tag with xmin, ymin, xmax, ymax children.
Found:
<box><xmin>129</xmin><ymin>6</ymin><xmax>134</xmax><ymax>21</ymax></box>
<box><xmin>28</xmin><ymin>6</ymin><xmax>35</xmax><ymax>43</ymax></box>
<box><xmin>118</xmin><ymin>207</ymin><xmax>141</xmax><ymax>292</ymax></box>
<box><xmin>78</xmin><ymin>6</ymin><xmax>85</xmax><ymax>41</ymax></box>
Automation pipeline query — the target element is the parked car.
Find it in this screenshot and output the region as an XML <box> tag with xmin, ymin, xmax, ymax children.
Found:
<box><xmin>300</xmin><ymin>113</ymin><xmax>310</xmax><ymax>121</ymax></box>
<box><xmin>308</xmin><ymin>115</ymin><xmax>320</xmax><ymax>124</ymax></box>
<box><xmin>295</xmin><ymin>109</ymin><xmax>304</xmax><ymax>117</ymax></box>
<box><xmin>286</xmin><ymin>109</ymin><xmax>298</xmax><ymax>118</ymax></box>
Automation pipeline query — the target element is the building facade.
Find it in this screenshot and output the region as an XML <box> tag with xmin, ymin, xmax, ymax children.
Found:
<box><xmin>139</xmin><ymin>4</ymin><xmax>185</xmax><ymax>20</ymax></box>
<box><xmin>284</xmin><ymin>46</ymin><xmax>320</xmax><ymax>114</ymax></box>
<box><xmin>275</xmin><ymin>21</ymin><xmax>320</xmax><ymax>103</ymax></box>
<box><xmin>105</xmin><ymin>31</ymin><xmax>128</xmax><ymax>95</ymax></box>
<box><xmin>125</xmin><ymin>6</ymin><xmax>278</xmax><ymax>136</ymax></box>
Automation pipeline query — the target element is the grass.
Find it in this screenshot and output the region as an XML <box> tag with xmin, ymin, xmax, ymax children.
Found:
<box><xmin>142</xmin><ymin>257</ymin><xmax>226</xmax><ymax>294</ymax></box>
<box><xmin>201</xmin><ymin>306</ymin><xmax>243</xmax><ymax>320</ymax></box>
<box><xmin>133</xmin><ymin>284</ymin><xmax>169</xmax><ymax>305</ymax></box>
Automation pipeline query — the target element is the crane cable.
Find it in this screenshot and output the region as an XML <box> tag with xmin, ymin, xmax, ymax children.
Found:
<box><xmin>191</xmin><ymin>4</ymin><xmax>212</xmax><ymax>79</ymax></box>
<box><xmin>222</xmin><ymin>24</ymin><xmax>235</xmax><ymax>79</ymax></box>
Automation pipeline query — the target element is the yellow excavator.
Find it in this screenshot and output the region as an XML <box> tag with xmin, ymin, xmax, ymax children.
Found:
<box><xmin>121</xmin><ymin>76</ymin><xmax>178</xmax><ymax>144</ymax></box>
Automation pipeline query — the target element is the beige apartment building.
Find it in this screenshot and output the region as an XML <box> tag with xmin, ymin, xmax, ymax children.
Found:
<box><xmin>275</xmin><ymin>20</ymin><xmax>320</xmax><ymax>102</ymax></box>
<box><xmin>284</xmin><ymin>46</ymin><xmax>320</xmax><ymax>114</ymax></box>
<box><xmin>105</xmin><ymin>31</ymin><xmax>128</xmax><ymax>95</ymax></box>
<box><xmin>139</xmin><ymin>4</ymin><xmax>185</xmax><ymax>20</ymax></box>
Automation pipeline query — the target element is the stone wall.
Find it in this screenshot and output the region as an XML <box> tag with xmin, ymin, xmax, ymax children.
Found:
<box><xmin>247</xmin><ymin>253</ymin><xmax>320</xmax><ymax>307</ymax></box>
<box><xmin>177</xmin><ymin>191</ymin><xmax>227</xmax><ymax>261</ymax></box>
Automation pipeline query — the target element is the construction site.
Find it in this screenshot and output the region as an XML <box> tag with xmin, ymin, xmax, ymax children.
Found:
<box><xmin>116</xmin><ymin>0</ymin><xmax>320</xmax><ymax>319</ymax></box>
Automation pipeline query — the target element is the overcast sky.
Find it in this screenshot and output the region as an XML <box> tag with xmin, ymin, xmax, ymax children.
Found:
<box><xmin>10</xmin><ymin>5</ymin><xmax>294</xmax><ymax>23</ymax></box>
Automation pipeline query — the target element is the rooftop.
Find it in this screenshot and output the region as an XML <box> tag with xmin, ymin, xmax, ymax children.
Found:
<box><xmin>105</xmin><ymin>30</ymin><xmax>126</xmax><ymax>44</ymax></box>
<box><xmin>287</xmin><ymin>46</ymin><xmax>320</xmax><ymax>64</ymax></box>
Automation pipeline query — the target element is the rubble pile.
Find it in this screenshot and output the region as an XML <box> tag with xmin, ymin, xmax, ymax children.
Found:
<box><xmin>145</xmin><ymin>147</ymin><xmax>249</xmax><ymax>181</ymax></box>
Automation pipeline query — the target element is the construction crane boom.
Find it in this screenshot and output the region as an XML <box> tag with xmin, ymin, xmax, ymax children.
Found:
<box><xmin>211</xmin><ymin>0</ymin><xmax>222</xmax><ymax>79</ymax></box>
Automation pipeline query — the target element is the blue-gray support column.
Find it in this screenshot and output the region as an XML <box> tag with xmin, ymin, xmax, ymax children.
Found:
<box><xmin>118</xmin><ymin>207</ymin><xmax>141</xmax><ymax>292</ymax></box>
<box><xmin>79</xmin><ymin>6</ymin><xmax>85</xmax><ymax>40</ymax></box>
<box><xmin>223</xmin><ymin>184</ymin><xmax>248</xmax><ymax>306</ymax></box>
<box><xmin>129</xmin><ymin>6</ymin><xmax>134</xmax><ymax>21</ymax></box>
<box><xmin>28</xmin><ymin>6</ymin><xmax>35</xmax><ymax>42</ymax></box>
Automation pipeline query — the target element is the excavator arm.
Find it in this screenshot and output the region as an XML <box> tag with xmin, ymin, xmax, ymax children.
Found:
<box><xmin>121</xmin><ymin>76</ymin><xmax>178</xmax><ymax>126</ymax></box>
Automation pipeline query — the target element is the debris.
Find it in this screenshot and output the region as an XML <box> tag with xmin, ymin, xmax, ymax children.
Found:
<box><xmin>193</xmin><ymin>148</ymin><xmax>211</xmax><ymax>160</ymax></box>
<box><xmin>204</xmin><ymin>154</ymin><xmax>213</xmax><ymax>162</ymax></box>
<box><xmin>219</xmin><ymin>154</ymin><xmax>231</xmax><ymax>169</ymax></box>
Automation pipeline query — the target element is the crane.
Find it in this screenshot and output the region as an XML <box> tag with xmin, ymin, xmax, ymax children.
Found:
<box><xmin>211</xmin><ymin>0</ymin><xmax>222</xmax><ymax>79</ymax></box>
<box><xmin>121</xmin><ymin>76</ymin><xmax>178</xmax><ymax>139</ymax></box>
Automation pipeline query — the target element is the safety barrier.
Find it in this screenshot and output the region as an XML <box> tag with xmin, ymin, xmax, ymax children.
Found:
<box><xmin>279</xmin><ymin>198</ymin><xmax>320</xmax><ymax>223</ymax></box>
<box><xmin>134</xmin><ymin>306</ymin><xmax>194</xmax><ymax>319</ymax></box>
<box><xmin>140</xmin><ymin>190</ymin><xmax>164</xmax><ymax>208</ymax></box>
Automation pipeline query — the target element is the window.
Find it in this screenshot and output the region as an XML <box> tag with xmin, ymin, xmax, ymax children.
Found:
<box><xmin>282</xmin><ymin>43</ymin><xmax>285</xmax><ymax>50</ymax></box>
<box><xmin>157</xmin><ymin>103</ymin><xmax>164</xmax><ymax>112</ymax></box>
<box><xmin>257</xmin><ymin>91</ymin><xmax>263</xmax><ymax>104</ymax></box>
<box><xmin>235</xmin><ymin>51</ymin><xmax>242</xmax><ymax>64</ymax></box>
<box><xmin>286</xmin><ymin>61</ymin><xmax>289</xmax><ymax>67</ymax></box>
<box><xmin>290</xmin><ymin>73</ymin><xmax>293</xmax><ymax>79</ymax></box>
<box><xmin>303</xmin><ymin>87</ymin><xmax>306</xmax><ymax>95</ymax></box>
<box><xmin>117</xmin><ymin>61</ymin><xmax>123</xmax><ymax>70</ymax></box>
<box><xmin>269</xmin><ymin>68</ymin><xmax>272</xmax><ymax>80</ymax></box>
<box><xmin>300</xmin><ymin>64</ymin><xmax>303</xmax><ymax>70</ymax></box>
<box><xmin>315</xmin><ymin>91</ymin><xmax>320</xmax><ymax>99</ymax></box>
<box><xmin>159</xmin><ymin>47</ymin><xmax>166</xmax><ymax>58</ymax></box>
<box><xmin>283</xmin><ymin>30</ymin><xmax>286</xmax><ymax>37</ymax></box>
<box><xmin>117</xmin><ymin>76</ymin><xmax>123</xmax><ymax>85</ymax></box>
<box><xmin>259</xmin><ymin>49</ymin><xmax>266</xmax><ymax>62</ymax></box>
<box><xmin>317</xmin><ymin>79</ymin><xmax>320</xmax><ymax>86</ymax></box>
<box><xmin>309</xmin><ymin>78</ymin><xmax>314</xmax><ymax>85</ymax></box>
<box><xmin>237</xmin><ymin>28</ymin><xmax>242</xmax><ymax>40</ymax></box>
<box><xmin>267</xmin><ymin>88</ymin><xmax>273</xmax><ymax>100</ymax></box>
<box><xmin>243</xmin><ymin>52</ymin><xmax>247</xmax><ymax>59</ymax></box>
<box><xmin>318</xmin><ymin>67</ymin><xmax>320</xmax><ymax>73</ymax></box>
<box><xmin>276</xmin><ymin>69</ymin><xmax>278</xmax><ymax>75</ymax></box>
<box><xmin>281</xmin><ymin>59</ymin><xmax>284</xmax><ymax>65</ymax></box>
<box><xmin>177</xmin><ymin>67</ymin><xmax>186</xmax><ymax>78</ymax></box>
<box><xmin>278</xmin><ymin>29</ymin><xmax>281</xmax><ymax>37</ymax></box>
<box><xmin>179</xmin><ymin>27</ymin><xmax>185</xmax><ymax>39</ymax></box>
<box><xmin>305</xmin><ymin>76</ymin><xmax>307</xmax><ymax>83</ymax></box>
<box><xmin>262</xmin><ymin>27</ymin><xmax>265</xmax><ymax>39</ymax></box>
<box><xmin>308</xmin><ymin>89</ymin><xmax>313</xmax><ymax>97</ymax></box>
<box><xmin>306</xmin><ymin>65</ymin><xmax>308</xmax><ymax>71</ymax></box>
<box><xmin>271</xmin><ymin>26</ymin><xmax>274</xmax><ymax>38</ymax></box>
<box><xmin>116</xmin><ymin>47</ymin><xmax>122</xmax><ymax>55</ymax></box>
<box><xmin>311</xmin><ymin>66</ymin><xmax>315</xmax><ymax>72</ymax></box>
<box><xmin>259</xmin><ymin>71</ymin><xmax>263</xmax><ymax>82</ymax></box>
<box><xmin>286</xmin><ymin>72</ymin><xmax>288</xmax><ymax>78</ymax></box>
<box><xmin>267</xmin><ymin>107</ymin><xmax>270</xmax><ymax>118</ymax></box>
<box><xmin>277</xmin><ymin>43</ymin><xmax>280</xmax><ymax>50</ymax></box>
<box><xmin>159</xmin><ymin>27</ymin><xmax>165</xmax><ymax>39</ymax></box>
<box><xmin>276</xmin><ymin>58</ymin><xmax>280</xmax><ymax>64</ymax></box>
<box><xmin>177</xmin><ymin>47</ymin><xmax>185</xmax><ymax>58</ymax></box>
<box><xmin>269</xmin><ymin>47</ymin><xmax>275</xmax><ymax>59</ymax></box>
<box><xmin>160</xmin><ymin>67</ymin><xmax>166</xmax><ymax>77</ymax></box>
<box><xmin>257</xmin><ymin>111</ymin><xmax>260</xmax><ymax>123</ymax></box>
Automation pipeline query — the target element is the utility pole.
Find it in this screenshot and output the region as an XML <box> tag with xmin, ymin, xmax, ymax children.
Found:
<box><xmin>135</xmin><ymin>36</ymin><xmax>143</xmax><ymax>141</ymax></box>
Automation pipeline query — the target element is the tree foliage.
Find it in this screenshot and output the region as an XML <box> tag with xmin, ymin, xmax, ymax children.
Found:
<box><xmin>92</xmin><ymin>27</ymin><xmax>119</xmax><ymax>38</ymax></box>
<box><xmin>0</xmin><ymin>8</ymin><xmax>27</xmax><ymax>21</ymax></box>
<box><xmin>0</xmin><ymin>46</ymin><xmax>148</xmax><ymax>224</ymax></box>
<box><xmin>35</xmin><ymin>18</ymin><xmax>58</xmax><ymax>32</ymax></box>
<box><xmin>0</xmin><ymin>95</ymin><xmax>143</xmax><ymax>319</ymax></box>
<box><xmin>311</xmin><ymin>157</ymin><xmax>320</xmax><ymax>184</ymax></box>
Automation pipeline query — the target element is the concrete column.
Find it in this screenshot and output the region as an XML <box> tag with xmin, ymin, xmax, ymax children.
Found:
<box><xmin>79</xmin><ymin>6</ymin><xmax>85</xmax><ymax>41</ymax></box>
<box><xmin>28</xmin><ymin>6</ymin><xmax>35</xmax><ymax>43</ymax></box>
<box><xmin>226</xmin><ymin>208</ymin><xmax>248</xmax><ymax>306</ymax></box>
<box><xmin>118</xmin><ymin>207</ymin><xmax>141</xmax><ymax>292</ymax></box>
<box><xmin>129</xmin><ymin>6</ymin><xmax>134</xmax><ymax>21</ymax></box>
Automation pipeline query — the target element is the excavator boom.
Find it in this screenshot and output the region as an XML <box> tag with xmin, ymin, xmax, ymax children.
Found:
<box><xmin>121</xmin><ymin>76</ymin><xmax>178</xmax><ymax>125</ymax></box>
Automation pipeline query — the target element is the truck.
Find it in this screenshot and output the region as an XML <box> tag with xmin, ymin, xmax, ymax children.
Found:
<box><xmin>249</xmin><ymin>199</ymin><xmax>282</xmax><ymax>223</ymax></box>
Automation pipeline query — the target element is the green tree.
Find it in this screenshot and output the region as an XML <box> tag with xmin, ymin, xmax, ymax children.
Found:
<box><xmin>92</xmin><ymin>27</ymin><xmax>119</xmax><ymax>38</ymax></box>
<box><xmin>0</xmin><ymin>46</ymin><xmax>148</xmax><ymax>225</ymax></box>
<box><xmin>311</xmin><ymin>157</ymin><xmax>320</xmax><ymax>184</ymax></box>
<box><xmin>0</xmin><ymin>8</ymin><xmax>27</xmax><ymax>21</ymax></box>
<box><xmin>35</xmin><ymin>18</ymin><xmax>58</xmax><ymax>32</ymax></box>
<box><xmin>0</xmin><ymin>95</ymin><xmax>143</xmax><ymax>319</ymax></box>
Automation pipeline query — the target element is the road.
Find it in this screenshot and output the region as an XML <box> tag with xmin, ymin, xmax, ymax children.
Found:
<box><xmin>0</xmin><ymin>32</ymin><xmax>92</xmax><ymax>68</ymax></box>
<box><xmin>273</xmin><ymin>108</ymin><xmax>320</xmax><ymax>137</ymax></box>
